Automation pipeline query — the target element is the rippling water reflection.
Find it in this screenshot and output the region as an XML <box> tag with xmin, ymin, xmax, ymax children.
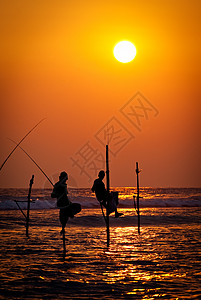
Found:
<box><xmin>0</xmin><ymin>208</ymin><xmax>201</xmax><ymax>299</ymax></box>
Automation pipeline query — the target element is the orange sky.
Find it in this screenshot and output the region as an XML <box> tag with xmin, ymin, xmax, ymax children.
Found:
<box><xmin>0</xmin><ymin>0</ymin><xmax>200</xmax><ymax>188</ymax></box>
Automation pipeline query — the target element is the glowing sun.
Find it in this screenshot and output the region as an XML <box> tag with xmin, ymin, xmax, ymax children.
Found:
<box><xmin>113</xmin><ymin>41</ymin><xmax>136</xmax><ymax>63</ymax></box>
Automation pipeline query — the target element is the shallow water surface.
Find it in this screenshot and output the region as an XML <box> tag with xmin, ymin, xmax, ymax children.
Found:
<box><xmin>0</xmin><ymin>208</ymin><xmax>201</xmax><ymax>299</ymax></box>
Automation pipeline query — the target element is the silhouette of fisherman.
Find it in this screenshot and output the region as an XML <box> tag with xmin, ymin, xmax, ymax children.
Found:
<box><xmin>91</xmin><ymin>170</ymin><xmax>123</xmax><ymax>218</ymax></box>
<box><xmin>51</xmin><ymin>171</ymin><xmax>81</xmax><ymax>234</ymax></box>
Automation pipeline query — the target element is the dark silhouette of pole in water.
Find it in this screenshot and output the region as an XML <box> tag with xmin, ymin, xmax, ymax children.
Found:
<box><xmin>106</xmin><ymin>145</ymin><xmax>110</xmax><ymax>247</ymax></box>
<box><xmin>136</xmin><ymin>162</ymin><xmax>140</xmax><ymax>234</ymax></box>
<box><xmin>26</xmin><ymin>175</ymin><xmax>34</xmax><ymax>237</ymax></box>
<box><xmin>62</xmin><ymin>228</ymin><xmax>66</xmax><ymax>258</ymax></box>
<box><xmin>14</xmin><ymin>200</ymin><xmax>27</xmax><ymax>219</ymax></box>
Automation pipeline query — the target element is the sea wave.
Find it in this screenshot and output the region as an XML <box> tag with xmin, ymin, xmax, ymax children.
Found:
<box><xmin>0</xmin><ymin>194</ymin><xmax>201</xmax><ymax>210</ymax></box>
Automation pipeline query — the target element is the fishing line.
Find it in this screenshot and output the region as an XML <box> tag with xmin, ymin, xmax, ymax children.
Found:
<box><xmin>0</xmin><ymin>118</ymin><xmax>46</xmax><ymax>171</ymax></box>
<box><xmin>8</xmin><ymin>138</ymin><xmax>54</xmax><ymax>186</ymax></box>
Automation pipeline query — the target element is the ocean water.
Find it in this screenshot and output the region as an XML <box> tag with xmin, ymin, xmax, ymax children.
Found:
<box><xmin>0</xmin><ymin>188</ymin><xmax>201</xmax><ymax>299</ymax></box>
<box><xmin>0</xmin><ymin>187</ymin><xmax>201</xmax><ymax>210</ymax></box>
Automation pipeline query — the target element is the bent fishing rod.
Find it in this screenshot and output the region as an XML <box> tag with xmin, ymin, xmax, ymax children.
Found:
<box><xmin>8</xmin><ymin>138</ymin><xmax>54</xmax><ymax>187</ymax></box>
<box><xmin>0</xmin><ymin>118</ymin><xmax>46</xmax><ymax>172</ymax></box>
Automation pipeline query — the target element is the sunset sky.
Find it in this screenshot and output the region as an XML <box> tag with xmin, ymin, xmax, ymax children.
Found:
<box><xmin>0</xmin><ymin>0</ymin><xmax>200</xmax><ymax>188</ymax></box>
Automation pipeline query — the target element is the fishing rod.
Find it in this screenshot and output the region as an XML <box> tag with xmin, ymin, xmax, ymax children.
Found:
<box><xmin>8</xmin><ymin>138</ymin><xmax>54</xmax><ymax>187</ymax></box>
<box><xmin>0</xmin><ymin>118</ymin><xmax>46</xmax><ymax>171</ymax></box>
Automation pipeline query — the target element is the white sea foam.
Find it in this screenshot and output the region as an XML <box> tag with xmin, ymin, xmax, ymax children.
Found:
<box><xmin>0</xmin><ymin>187</ymin><xmax>201</xmax><ymax>210</ymax></box>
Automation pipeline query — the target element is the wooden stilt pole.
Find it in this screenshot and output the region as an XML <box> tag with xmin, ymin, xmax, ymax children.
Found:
<box><xmin>14</xmin><ymin>200</ymin><xmax>27</xmax><ymax>219</ymax></box>
<box><xmin>63</xmin><ymin>229</ymin><xmax>66</xmax><ymax>258</ymax></box>
<box><xmin>26</xmin><ymin>175</ymin><xmax>34</xmax><ymax>237</ymax></box>
<box><xmin>106</xmin><ymin>145</ymin><xmax>110</xmax><ymax>247</ymax></box>
<box><xmin>100</xmin><ymin>203</ymin><xmax>107</xmax><ymax>224</ymax></box>
<box><xmin>136</xmin><ymin>162</ymin><xmax>140</xmax><ymax>234</ymax></box>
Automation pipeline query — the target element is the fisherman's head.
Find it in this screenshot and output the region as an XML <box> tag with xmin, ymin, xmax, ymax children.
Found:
<box><xmin>59</xmin><ymin>171</ymin><xmax>68</xmax><ymax>182</ymax></box>
<box><xmin>98</xmin><ymin>170</ymin><xmax>105</xmax><ymax>180</ymax></box>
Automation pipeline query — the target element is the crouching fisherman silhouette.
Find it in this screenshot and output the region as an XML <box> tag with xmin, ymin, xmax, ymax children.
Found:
<box><xmin>51</xmin><ymin>171</ymin><xmax>81</xmax><ymax>234</ymax></box>
<box><xmin>91</xmin><ymin>170</ymin><xmax>123</xmax><ymax>218</ymax></box>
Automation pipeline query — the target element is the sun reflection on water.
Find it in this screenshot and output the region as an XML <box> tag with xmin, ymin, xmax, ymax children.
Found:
<box><xmin>95</xmin><ymin>225</ymin><xmax>192</xmax><ymax>298</ymax></box>
<box><xmin>0</xmin><ymin>208</ymin><xmax>200</xmax><ymax>299</ymax></box>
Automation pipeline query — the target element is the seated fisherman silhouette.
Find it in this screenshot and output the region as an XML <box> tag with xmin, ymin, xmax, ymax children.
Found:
<box><xmin>51</xmin><ymin>171</ymin><xmax>81</xmax><ymax>234</ymax></box>
<box><xmin>91</xmin><ymin>170</ymin><xmax>123</xmax><ymax>218</ymax></box>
